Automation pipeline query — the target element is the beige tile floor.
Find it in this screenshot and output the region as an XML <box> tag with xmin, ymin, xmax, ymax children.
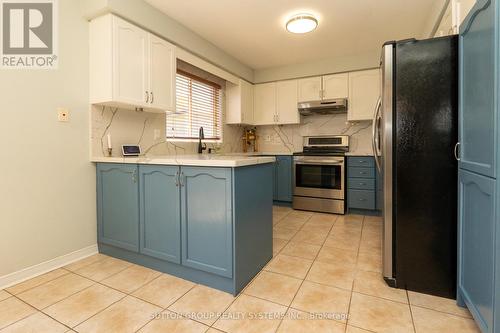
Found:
<box><xmin>0</xmin><ymin>206</ymin><xmax>480</xmax><ymax>333</ymax></box>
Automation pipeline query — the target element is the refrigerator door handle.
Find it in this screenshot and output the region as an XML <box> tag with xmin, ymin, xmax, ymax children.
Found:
<box><xmin>454</xmin><ymin>142</ymin><xmax>460</xmax><ymax>161</ymax></box>
<box><xmin>372</xmin><ymin>97</ymin><xmax>382</xmax><ymax>172</ymax></box>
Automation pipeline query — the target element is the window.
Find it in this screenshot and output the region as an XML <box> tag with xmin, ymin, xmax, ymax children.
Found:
<box><xmin>167</xmin><ymin>70</ymin><xmax>222</xmax><ymax>141</ymax></box>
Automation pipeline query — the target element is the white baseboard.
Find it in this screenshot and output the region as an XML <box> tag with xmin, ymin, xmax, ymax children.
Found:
<box><xmin>0</xmin><ymin>244</ymin><xmax>98</xmax><ymax>290</ymax></box>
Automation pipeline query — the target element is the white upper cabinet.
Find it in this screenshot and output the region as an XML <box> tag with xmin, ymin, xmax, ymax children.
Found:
<box><xmin>348</xmin><ymin>69</ymin><xmax>380</xmax><ymax>121</ymax></box>
<box><xmin>90</xmin><ymin>14</ymin><xmax>176</xmax><ymax>113</ymax></box>
<box><xmin>276</xmin><ymin>80</ymin><xmax>299</xmax><ymax>124</ymax></box>
<box><xmin>149</xmin><ymin>35</ymin><xmax>176</xmax><ymax>111</ymax></box>
<box><xmin>226</xmin><ymin>79</ymin><xmax>254</xmax><ymax>125</ymax></box>
<box><xmin>298</xmin><ymin>77</ymin><xmax>322</xmax><ymax>102</ymax></box>
<box><xmin>253</xmin><ymin>80</ymin><xmax>300</xmax><ymax>126</ymax></box>
<box><xmin>322</xmin><ymin>73</ymin><xmax>348</xmax><ymax>99</ymax></box>
<box><xmin>112</xmin><ymin>17</ymin><xmax>149</xmax><ymax>107</ymax></box>
<box><xmin>253</xmin><ymin>82</ymin><xmax>276</xmax><ymax>125</ymax></box>
<box><xmin>298</xmin><ymin>74</ymin><xmax>348</xmax><ymax>102</ymax></box>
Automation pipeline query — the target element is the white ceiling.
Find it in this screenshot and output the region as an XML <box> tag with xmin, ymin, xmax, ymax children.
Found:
<box><xmin>145</xmin><ymin>0</ymin><xmax>442</xmax><ymax>70</ymax></box>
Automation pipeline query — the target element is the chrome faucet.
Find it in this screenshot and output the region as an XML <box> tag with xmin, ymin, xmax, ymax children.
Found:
<box><xmin>198</xmin><ymin>127</ymin><xmax>207</xmax><ymax>154</ymax></box>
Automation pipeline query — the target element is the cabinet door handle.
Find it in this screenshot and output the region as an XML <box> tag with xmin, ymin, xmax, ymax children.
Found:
<box><xmin>145</xmin><ymin>91</ymin><xmax>149</xmax><ymax>103</ymax></box>
<box><xmin>359</xmin><ymin>183</ymin><xmax>366</xmax><ymax>186</ymax></box>
<box><xmin>132</xmin><ymin>169</ymin><xmax>137</xmax><ymax>183</ymax></box>
<box><xmin>150</xmin><ymin>92</ymin><xmax>154</xmax><ymax>104</ymax></box>
<box><xmin>179</xmin><ymin>172</ymin><xmax>185</xmax><ymax>187</ymax></box>
<box><xmin>358</xmin><ymin>161</ymin><xmax>366</xmax><ymax>163</ymax></box>
<box><xmin>358</xmin><ymin>198</ymin><xmax>366</xmax><ymax>201</ymax></box>
<box><xmin>175</xmin><ymin>171</ymin><xmax>179</xmax><ymax>187</ymax></box>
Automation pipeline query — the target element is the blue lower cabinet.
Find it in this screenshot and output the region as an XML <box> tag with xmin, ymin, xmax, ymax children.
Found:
<box><xmin>97</xmin><ymin>164</ymin><xmax>140</xmax><ymax>252</ymax></box>
<box><xmin>348</xmin><ymin>156</ymin><xmax>375</xmax><ymax>168</ymax></box>
<box><xmin>348</xmin><ymin>178</ymin><xmax>375</xmax><ymax>190</ymax></box>
<box><xmin>274</xmin><ymin>156</ymin><xmax>292</xmax><ymax>202</ymax></box>
<box><xmin>349</xmin><ymin>167</ymin><xmax>375</xmax><ymax>179</ymax></box>
<box><xmin>347</xmin><ymin>156</ymin><xmax>379</xmax><ymax>212</ymax></box>
<box><xmin>180</xmin><ymin>167</ymin><xmax>233</xmax><ymax>278</ymax></box>
<box><xmin>97</xmin><ymin>162</ymin><xmax>273</xmax><ymax>295</ymax></box>
<box><xmin>458</xmin><ymin>169</ymin><xmax>495</xmax><ymax>332</ymax></box>
<box><xmin>347</xmin><ymin>190</ymin><xmax>376</xmax><ymax>210</ymax></box>
<box><xmin>139</xmin><ymin>165</ymin><xmax>181</xmax><ymax>264</ymax></box>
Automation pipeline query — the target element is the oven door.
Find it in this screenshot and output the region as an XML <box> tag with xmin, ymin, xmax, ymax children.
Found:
<box><xmin>293</xmin><ymin>157</ymin><xmax>344</xmax><ymax>200</ymax></box>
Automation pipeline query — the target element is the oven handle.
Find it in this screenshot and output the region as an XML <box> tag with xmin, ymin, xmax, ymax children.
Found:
<box><xmin>294</xmin><ymin>160</ymin><xmax>344</xmax><ymax>166</ymax></box>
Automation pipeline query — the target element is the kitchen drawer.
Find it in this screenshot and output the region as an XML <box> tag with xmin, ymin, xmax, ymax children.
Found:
<box><xmin>348</xmin><ymin>156</ymin><xmax>375</xmax><ymax>168</ymax></box>
<box><xmin>348</xmin><ymin>190</ymin><xmax>376</xmax><ymax>210</ymax></box>
<box><xmin>348</xmin><ymin>178</ymin><xmax>375</xmax><ymax>190</ymax></box>
<box><xmin>349</xmin><ymin>167</ymin><xmax>375</xmax><ymax>179</ymax></box>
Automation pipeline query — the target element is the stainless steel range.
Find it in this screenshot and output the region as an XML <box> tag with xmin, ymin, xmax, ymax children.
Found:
<box><xmin>293</xmin><ymin>135</ymin><xmax>349</xmax><ymax>214</ymax></box>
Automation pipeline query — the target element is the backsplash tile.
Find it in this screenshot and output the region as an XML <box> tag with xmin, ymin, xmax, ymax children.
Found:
<box><xmin>90</xmin><ymin>105</ymin><xmax>244</xmax><ymax>157</ymax></box>
<box><xmin>254</xmin><ymin>113</ymin><xmax>373</xmax><ymax>155</ymax></box>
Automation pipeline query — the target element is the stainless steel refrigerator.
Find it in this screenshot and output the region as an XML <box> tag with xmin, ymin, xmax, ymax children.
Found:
<box><xmin>372</xmin><ymin>36</ymin><xmax>458</xmax><ymax>298</ymax></box>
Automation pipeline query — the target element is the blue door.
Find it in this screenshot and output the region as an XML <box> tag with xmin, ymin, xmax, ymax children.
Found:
<box><xmin>275</xmin><ymin>156</ymin><xmax>292</xmax><ymax>202</ymax></box>
<box><xmin>459</xmin><ymin>0</ymin><xmax>497</xmax><ymax>178</ymax></box>
<box><xmin>458</xmin><ymin>1</ymin><xmax>499</xmax><ymax>331</ymax></box>
<box><xmin>180</xmin><ymin>167</ymin><xmax>233</xmax><ymax>278</ymax></box>
<box><xmin>458</xmin><ymin>170</ymin><xmax>495</xmax><ymax>332</ymax></box>
<box><xmin>97</xmin><ymin>163</ymin><xmax>139</xmax><ymax>252</ymax></box>
<box><xmin>139</xmin><ymin>165</ymin><xmax>181</xmax><ymax>263</ymax></box>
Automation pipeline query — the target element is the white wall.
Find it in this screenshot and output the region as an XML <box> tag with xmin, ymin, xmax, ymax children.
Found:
<box><xmin>0</xmin><ymin>1</ymin><xmax>96</xmax><ymax>276</ymax></box>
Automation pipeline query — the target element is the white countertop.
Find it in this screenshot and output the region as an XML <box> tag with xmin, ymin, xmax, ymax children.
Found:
<box><xmin>223</xmin><ymin>151</ymin><xmax>296</xmax><ymax>156</ymax></box>
<box><xmin>345</xmin><ymin>151</ymin><xmax>374</xmax><ymax>156</ymax></box>
<box><xmin>91</xmin><ymin>154</ymin><xmax>276</xmax><ymax>167</ymax></box>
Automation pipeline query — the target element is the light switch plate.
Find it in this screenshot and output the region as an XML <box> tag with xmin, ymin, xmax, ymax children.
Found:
<box><xmin>57</xmin><ymin>108</ymin><xmax>69</xmax><ymax>122</ymax></box>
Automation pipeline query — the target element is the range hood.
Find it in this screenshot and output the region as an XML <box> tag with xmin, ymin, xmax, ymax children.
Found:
<box><xmin>298</xmin><ymin>98</ymin><xmax>348</xmax><ymax>116</ymax></box>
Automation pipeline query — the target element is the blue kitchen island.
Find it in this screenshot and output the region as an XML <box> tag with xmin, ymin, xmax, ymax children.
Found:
<box><xmin>93</xmin><ymin>155</ymin><xmax>275</xmax><ymax>295</ymax></box>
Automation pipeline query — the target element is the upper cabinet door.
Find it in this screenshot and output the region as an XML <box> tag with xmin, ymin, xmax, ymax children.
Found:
<box><xmin>112</xmin><ymin>16</ymin><xmax>149</xmax><ymax>107</ymax></box>
<box><xmin>149</xmin><ymin>35</ymin><xmax>176</xmax><ymax>112</ymax></box>
<box><xmin>241</xmin><ymin>80</ymin><xmax>254</xmax><ymax>124</ymax></box>
<box><xmin>298</xmin><ymin>77</ymin><xmax>322</xmax><ymax>102</ymax></box>
<box><xmin>254</xmin><ymin>82</ymin><xmax>277</xmax><ymax>125</ymax></box>
<box><xmin>459</xmin><ymin>0</ymin><xmax>497</xmax><ymax>178</ymax></box>
<box><xmin>276</xmin><ymin>80</ymin><xmax>300</xmax><ymax>124</ymax></box>
<box><xmin>348</xmin><ymin>69</ymin><xmax>380</xmax><ymax>121</ymax></box>
<box><xmin>322</xmin><ymin>73</ymin><xmax>349</xmax><ymax>99</ymax></box>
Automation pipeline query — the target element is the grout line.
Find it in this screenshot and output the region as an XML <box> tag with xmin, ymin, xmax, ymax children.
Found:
<box><xmin>409</xmin><ymin>303</ymin><xmax>474</xmax><ymax>319</ymax></box>
<box><xmin>407</xmin><ymin>290</ymin><xmax>418</xmax><ymax>333</ymax></box>
<box><xmin>4</xmin><ymin>269</ymin><xmax>72</xmax><ymax>296</ymax></box>
<box><xmin>276</xmin><ymin>212</ymin><xmax>333</xmax><ymax>332</ymax></box>
<box><xmin>271</xmin><ymin>210</ymin><xmax>315</xmax><ymax>333</ymax></box>
<box><xmin>345</xmin><ymin>215</ymin><xmax>365</xmax><ymax>331</ymax></box>
<box><xmin>5</xmin><ymin>295</ymin><xmax>73</xmax><ymax>332</ymax></box>
<box><xmin>132</xmin><ymin>285</ymin><xmax>200</xmax><ymax>333</ymax></box>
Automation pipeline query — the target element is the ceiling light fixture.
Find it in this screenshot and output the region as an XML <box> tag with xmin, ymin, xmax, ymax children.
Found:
<box><xmin>286</xmin><ymin>14</ymin><xmax>318</xmax><ymax>34</ymax></box>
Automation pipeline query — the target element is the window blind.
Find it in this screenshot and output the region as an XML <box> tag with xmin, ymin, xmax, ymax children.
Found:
<box><xmin>167</xmin><ymin>70</ymin><xmax>222</xmax><ymax>141</ymax></box>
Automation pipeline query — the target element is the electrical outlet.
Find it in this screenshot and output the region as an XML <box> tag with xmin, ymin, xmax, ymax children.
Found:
<box><xmin>153</xmin><ymin>129</ymin><xmax>161</xmax><ymax>140</ymax></box>
<box><xmin>57</xmin><ymin>108</ymin><xmax>69</xmax><ymax>122</ymax></box>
